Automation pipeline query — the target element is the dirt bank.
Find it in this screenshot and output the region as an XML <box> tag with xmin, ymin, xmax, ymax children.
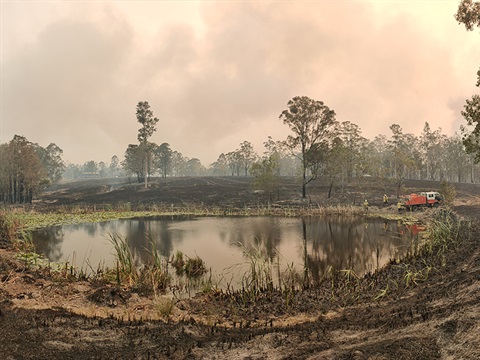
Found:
<box><xmin>1</xmin><ymin>177</ymin><xmax>479</xmax><ymax>359</ymax></box>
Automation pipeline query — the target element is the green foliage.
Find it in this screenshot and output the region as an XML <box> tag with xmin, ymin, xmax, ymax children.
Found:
<box><xmin>0</xmin><ymin>135</ymin><xmax>63</xmax><ymax>204</ymax></box>
<box><xmin>108</xmin><ymin>232</ymin><xmax>172</xmax><ymax>294</ymax></box>
<box><xmin>184</xmin><ymin>256</ymin><xmax>207</xmax><ymax>277</ymax></box>
<box><xmin>156</xmin><ymin>143</ymin><xmax>172</xmax><ymax>178</ymax></box>
<box><xmin>279</xmin><ymin>96</ymin><xmax>337</xmax><ymax>198</ymax></box>
<box><xmin>424</xmin><ymin>209</ymin><xmax>465</xmax><ymax>264</ymax></box>
<box><xmin>461</xmin><ymin>95</ymin><xmax>480</xmax><ymax>162</ymax></box>
<box><xmin>250</xmin><ymin>156</ymin><xmax>280</xmax><ymax>203</ymax></box>
<box><xmin>456</xmin><ymin>1</ymin><xmax>480</xmax><ymax>162</ymax></box>
<box><xmin>170</xmin><ymin>250</ymin><xmax>207</xmax><ymax>277</ymax></box>
<box><xmin>108</xmin><ymin>232</ymin><xmax>138</xmax><ymax>287</ymax></box>
<box><xmin>136</xmin><ymin>101</ymin><xmax>159</xmax><ymax>144</ymax></box>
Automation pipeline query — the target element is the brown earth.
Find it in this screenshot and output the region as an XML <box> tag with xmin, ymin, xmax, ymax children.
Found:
<box><xmin>0</xmin><ymin>176</ymin><xmax>479</xmax><ymax>359</ymax></box>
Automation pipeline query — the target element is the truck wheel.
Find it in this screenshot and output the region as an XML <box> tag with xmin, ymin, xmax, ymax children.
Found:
<box><xmin>433</xmin><ymin>202</ymin><xmax>439</xmax><ymax>208</ymax></box>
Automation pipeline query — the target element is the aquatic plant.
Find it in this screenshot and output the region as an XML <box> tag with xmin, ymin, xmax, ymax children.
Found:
<box><xmin>423</xmin><ymin>209</ymin><xmax>467</xmax><ymax>264</ymax></box>
<box><xmin>108</xmin><ymin>232</ymin><xmax>139</xmax><ymax>287</ymax></box>
<box><xmin>170</xmin><ymin>250</ymin><xmax>207</xmax><ymax>278</ymax></box>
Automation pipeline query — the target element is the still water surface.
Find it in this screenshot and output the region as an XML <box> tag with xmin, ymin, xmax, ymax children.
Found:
<box><xmin>32</xmin><ymin>216</ymin><xmax>416</xmax><ymax>287</ymax></box>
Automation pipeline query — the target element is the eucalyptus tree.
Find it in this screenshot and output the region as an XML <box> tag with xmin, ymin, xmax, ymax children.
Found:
<box><xmin>62</xmin><ymin>163</ymin><xmax>82</xmax><ymax>179</ymax></box>
<box><xmin>324</xmin><ymin>136</ymin><xmax>350</xmax><ymax>197</ymax></box>
<box><xmin>123</xmin><ymin>144</ymin><xmax>145</xmax><ymax>182</ymax></box>
<box><xmin>455</xmin><ymin>0</ymin><xmax>480</xmax><ymax>30</ymax></box>
<box><xmin>334</xmin><ymin>121</ymin><xmax>367</xmax><ymax>179</ymax></box>
<box><xmin>388</xmin><ymin>124</ymin><xmax>420</xmax><ymax>196</ymax></box>
<box><xmin>279</xmin><ymin>96</ymin><xmax>337</xmax><ymax>198</ymax></box>
<box><xmin>171</xmin><ymin>151</ymin><xmax>187</xmax><ymax>176</ymax></box>
<box><xmin>34</xmin><ymin>143</ymin><xmax>65</xmax><ymax>184</ymax></box>
<box><xmin>367</xmin><ymin>135</ymin><xmax>390</xmax><ymax>178</ymax></box>
<box><xmin>186</xmin><ymin>158</ymin><xmax>205</xmax><ymax>176</ymax></box>
<box><xmin>461</xmin><ymin>93</ymin><xmax>480</xmax><ymax>162</ymax></box>
<box><xmin>420</xmin><ymin>122</ymin><xmax>446</xmax><ymax>180</ymax></box>
<box><xmin>211</xmin><ymin>153</ymin><xmax>229</xmax><ymax>175</ymax></box>
<box><xmin>225</xmin><ymin>150</ymin><xmax>242</xmax><ymax>176</ymax></box>
<box><xmin>0</xmin><ymin>135</ymin><xmax>47</xmax><ymax>203</ymax></box>
<box><xmin>83</xmin><ymin>160</ymin><xmax>99</xmax><ymax>176</ymax></box>
<box><xmin>136</xmin><ymin>101</ymin><xmax>159</xmax><ymax>188</ymax></box>
<box><xmin>443</xmin><ymin>133</ymin><xmax>471</xmax><ymax>182</ymax></box>
<box><xmin>250</xmin><ymin>155</ymin><xmax>280</xmax><ymax>203</ymax></box>
<box><xmin>98</xmin><ymin>161</ymin><xmax>108</xmax><ymax>177</ymax></box>
<box><xmin>109</xmin><ymin>155</ymin><xmax>122</xmax><ymax>177</ymax></box>
<box><xmin>156</xmin><ymin>143</ymin><xmax>172</xmax><ymax>178</ymax></box>
<box><xmin>238</xmin><ymin>141</ymin><xmax>257</xmax><ymax>176</ymax></box>
<box><xmin>263</xmin><ymin>136</ymin><xmax>299</xmax><ymax>176</ymax></box>
<box><xmin>456</xmin><ymin>1</ymin><xmax>480</xmax><ymax>162</ymax></box>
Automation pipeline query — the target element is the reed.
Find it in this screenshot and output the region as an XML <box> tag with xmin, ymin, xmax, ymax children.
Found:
<box><xmin>107</xmin><ymin>232</ymin><xmax>139</xmax><ymax>287</ymax></box>
<box><xmin>240</xmin><ymin>243</ymin><xmax>275</xmax><ymax>299</ymax></box>
<box><xmin>423</xmin><ymin>209</ymin><xmax>466</xmax><ymax>264</ymax></box>
<box><xmin>184</xmin><ymin>255</ymin><xmax>207</xmax><ymax>277</ymax></box>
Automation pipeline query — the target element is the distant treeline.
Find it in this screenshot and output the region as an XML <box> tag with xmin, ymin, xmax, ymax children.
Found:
<box><xmin>2</xmin><ymin>121</ymin><xmax>480</xmax><ymax>204</ymax></box>
<box><xmin>65</xmin><ymin>121</ymin><xmax>480</xmax><ymax>185</ymax></box>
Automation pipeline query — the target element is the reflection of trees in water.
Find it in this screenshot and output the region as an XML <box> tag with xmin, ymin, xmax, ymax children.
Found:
<box><xmin>123</xmin><ymin>217</ymin><xmax>186</xmax><ymax>263</ymax></box>
<box><xmin>33</xmin><ymin>217</ymin><xmax>411</xmax><ymax>284</ymax></box>
<box><xmin>224</xmin><ymin>218</ymin><xmax>282</xmax><ymax>263</ymax></box>
<box><xmin>303</xmin><ymin>217</ymin><xmax>408</xmax><ymax>284</ymax></box>
<box><xmin>33</xmin><ymin>227</ymin><xmax>65</xmax><ymax>262</ymax></box>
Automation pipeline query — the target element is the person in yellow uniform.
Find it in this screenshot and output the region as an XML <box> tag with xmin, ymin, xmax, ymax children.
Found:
<box><xmin>363</xmin><ymin>199</ymin><xmax>369</xmax><ymax>212</ymax></box>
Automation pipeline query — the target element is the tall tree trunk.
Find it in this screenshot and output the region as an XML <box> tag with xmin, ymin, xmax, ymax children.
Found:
<box><xmin>144</xmin><ymin>155</ymin><xmax>148</xmax><ymax>189</ymax></box>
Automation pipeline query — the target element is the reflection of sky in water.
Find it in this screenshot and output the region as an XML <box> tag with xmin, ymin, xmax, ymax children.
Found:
<box><xmin>32</xmin><ymin>216</ymin><xmax>414</xmax><ymax>287</ymax></box>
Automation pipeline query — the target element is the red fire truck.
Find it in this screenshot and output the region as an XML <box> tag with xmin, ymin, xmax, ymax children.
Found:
<box><xmin>402</xmin><ymin>192</ymin><xmax>442</xmax><ymax>211</ymax></box>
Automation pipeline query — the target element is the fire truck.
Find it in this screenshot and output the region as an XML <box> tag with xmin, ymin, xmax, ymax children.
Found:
<box><xmin>401</xmin><ymin>192</ymin><xmax>442</xmax><ymax>211</ymax></box>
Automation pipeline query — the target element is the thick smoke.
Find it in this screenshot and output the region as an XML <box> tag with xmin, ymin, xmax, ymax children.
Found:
<box><xmin>1</xmin><ymin>1</ymin><xmax>477</xmax><ymax>165</ymax></box>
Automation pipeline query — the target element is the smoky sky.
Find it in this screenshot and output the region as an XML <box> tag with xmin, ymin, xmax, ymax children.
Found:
<box><xmin>1</xmin><ymin>1</ymin><xmax>478</xmax><ymax>165</ymax></box>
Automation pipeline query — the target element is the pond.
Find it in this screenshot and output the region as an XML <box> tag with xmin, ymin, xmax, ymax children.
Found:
<box><xmin>32</xmin><ymin>216</ymin><xmax>418</xmax><ymax>289</ymax></box>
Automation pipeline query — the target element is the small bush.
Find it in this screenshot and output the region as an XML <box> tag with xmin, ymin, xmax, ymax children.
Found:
<box><xmin>439</xmin><ymin>180</ymin><xmax>456</xmax><ymax>207</ymax></box>
<box><xmin>0</xmin><ymin>210</ymin><xmax>22</xmax><ymax>244</ymax></box>
<box><xmin>155</xmin><ymin>296</ymin><xmax>176</xmax><ymax>318</ymax></box>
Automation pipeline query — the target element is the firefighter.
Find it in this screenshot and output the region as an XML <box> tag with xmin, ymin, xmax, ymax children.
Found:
<box><xmin>363</xmin><ymin>199</ymin><xmax>369</xmax><ymax>212</ymax></box>
<box><xmin>383</xmin><ymin>194</ymin><xmax>388</xmax><ymax>205</ymax></box>
<box><xmin>397</xmin><ymin>201</ymin><xmax>404</xmax><ymax>213</ymax></box>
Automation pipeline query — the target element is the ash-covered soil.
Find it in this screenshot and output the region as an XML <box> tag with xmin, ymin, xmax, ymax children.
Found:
<box><xmin>1</xmin><ymin>176</ymin><xmax>479</xmax><ymax>359</ymax></box>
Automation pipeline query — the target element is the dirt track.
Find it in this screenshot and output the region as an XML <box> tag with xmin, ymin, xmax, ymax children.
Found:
<box><xmin>1</xmin><ymin>176</ymin><xmax>479</xmax><ymax>359</ymax></box>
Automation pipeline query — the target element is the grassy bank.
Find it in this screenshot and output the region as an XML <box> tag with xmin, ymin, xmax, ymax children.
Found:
<box><xmin>4</xmin><ymin>202</ymin><xmax>418</xmax><ymax>233</ymax></box>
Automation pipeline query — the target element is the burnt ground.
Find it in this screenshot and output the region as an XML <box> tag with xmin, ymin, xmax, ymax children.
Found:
<box><xmin>0</xmin><ymin>176</ymin><xmax>479</xmax><ymax>359</ymax></box>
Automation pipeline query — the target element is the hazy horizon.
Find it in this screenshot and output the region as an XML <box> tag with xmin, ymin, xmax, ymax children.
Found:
<box><xmin>1</xmin><ymin>1</ymin><xmax>478</xmax><ymax>166</ymax></box>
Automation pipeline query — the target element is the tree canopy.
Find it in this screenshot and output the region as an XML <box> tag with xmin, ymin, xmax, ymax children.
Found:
<box><xmin>455</xmin><ymin>0</ymin><xmax>480</xmax><ymax>30</ymax></box>
<box><xmin>279</xmin><ymin>96</ymin><xmax>337</xmax><ymax>198</ymax></box>
<box><xmin>456</xmin><ymin>0</ymin><xmax>480</xmax><ymax>162</ymax></box>
<box><xmin>135</xmin><ymin>101</ymin><xmax>159</xmax><ymax>188</ymax></box>
<box><xmin>0</xmin><ymin>135</ymin><xmax>63</xmax><ymax>203</ymax></box>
